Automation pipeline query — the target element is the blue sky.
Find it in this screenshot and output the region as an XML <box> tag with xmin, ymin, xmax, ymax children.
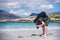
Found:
<box><xmin>0</xmin><ymin>0</ymin><xmax>60</xmax><ymax>16</ymax></box>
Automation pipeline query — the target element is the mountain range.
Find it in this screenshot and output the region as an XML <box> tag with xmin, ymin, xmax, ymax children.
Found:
<box><xmin>0</xmin><ymin>10</ymin><xmax>60</xmax><ymax>19</ymax></box>
<box><xmin>30</xmin><ymin>12</ymin><xmax>60</xmax><ymax>16</ymax></box>
<box><xmin>49</xmin><ymin>12</ymin><xmax>60</xmax><ymax>15</ymax></box>
<box><xmin>0</xmin><ymin>10</ymin><xmax>20</xmax><ymax>19</ymax></box>
<box><xmin>30</xmin><ymin>13</ymin><xmax>38</xmax><ymax>16</ymax></box>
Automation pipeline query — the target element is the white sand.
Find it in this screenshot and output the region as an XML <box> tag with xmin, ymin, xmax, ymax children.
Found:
<box><xmin>0</xmin><ymin>28</ymin><xmax>60</xmax><ymax>40</ymax></box>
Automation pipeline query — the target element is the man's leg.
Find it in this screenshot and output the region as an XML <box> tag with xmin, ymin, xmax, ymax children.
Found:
<box><xmin>40</xmin><ymin>22</ymin><xmax>46</xmax><ymax>36</ymax></box>
<box><xmin>40</xmin><ymin>25</ymin><xmax>45</xmax><ymax>36</ymax></box>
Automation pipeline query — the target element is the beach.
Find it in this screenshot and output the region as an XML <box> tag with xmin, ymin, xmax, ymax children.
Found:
<box><xmin>0</xmin><ymin>28</ymin><xmax>60</xmax><ymax>40</ymax></box>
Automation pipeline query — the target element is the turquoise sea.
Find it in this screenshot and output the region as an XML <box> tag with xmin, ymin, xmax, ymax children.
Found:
<box><xmin>0</xmin><ymin>22</ymin><xmax>60</xmax><ymax>29</ymax></box>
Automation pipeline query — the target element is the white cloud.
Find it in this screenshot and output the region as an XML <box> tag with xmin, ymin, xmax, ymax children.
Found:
<box><xmin>9</xmin><ymin>10</ymin><xmax>31</xmax><ymax>16</ymax></box>
<box><xmin>40</xmin><ymin>4</ymin><xmax>54</xmax><ymax>9</ymax></box>
<box><xmin>0</xmin><ymin>2</ymin><xmax>20</xmax><ymax>9</ymax></box>
<box><xmin>6</xmin><ymin>2</ymin><xmax>20</xmax><ymax>8</ymax></box>
<box><xmin>0</xmin><ymin>0</ymin><xmax>55</xmax><ymax>13</ymax></box>
<box><xmin>0</xmin><ymin>0</ymin><xmax>57</xmax><ymax>17</ymax></box>
<box><xmin>55</xmin><ymin>0</ymin><xmax>60</xmax><ymax>3</ymax></box>
<box><xmin>9</xmin><ymin>10</ymin><xmax>17</xmax><ymax>14</ymax></box>
<box><xmin>0</xmin><ymin>0</ymin><xmax>51</xmax><ymax>9</ymax></box>
<box><xmin>23</xmin><ymin>0</ymin><xmax>50</xmax><ymax>10</ymax></box>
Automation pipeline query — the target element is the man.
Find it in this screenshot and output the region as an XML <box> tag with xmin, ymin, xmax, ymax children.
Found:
<box><xmin>34</xmin><ymin>12</ymin><xmax>51</xmax><ymax>36</ymax></box>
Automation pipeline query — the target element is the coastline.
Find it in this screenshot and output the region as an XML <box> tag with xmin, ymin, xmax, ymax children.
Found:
<box><xmin>0</xmin><ymin>18</ymin><xmax>60</xmax><ymax>22</ymax></box>
<box><xmin>0</xmin><ymin>18</ymin><xmax>60</xmax><ymax>40</ymax></box>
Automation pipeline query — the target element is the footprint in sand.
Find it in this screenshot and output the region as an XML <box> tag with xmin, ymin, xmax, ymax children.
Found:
<box><xmin>17</xmin><ymin>33</ymin><xmax>53</xmax><ymax>38</ymax></box>
<box><xmin>17</xmin><ymin>36</ymin><xmax>31</xmax><ymax>38</ymax></box>
<box><xmin>47</xmin><ymin>33</ymin><xmax>53</xmax><ymax>35</ymax></box>
<box><xmin>31</xmin><ymin>33</ymin><xmax>53</xmax><ymax>36</ymax></box>
<box><xmin>17</xmin><ymin>36</ymin><xmax>24</xmax><ymax>38</ymax></box>
<box><xmin>31</xmin><ymin>34</ymin><xmax>39</xmax><ymax>36</ymax></box>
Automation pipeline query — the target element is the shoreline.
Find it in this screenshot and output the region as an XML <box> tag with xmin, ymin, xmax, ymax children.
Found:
<box><xmin>0</xmin><ymin>20</ymin><xmax>60</xmax><ymax>22</ymax></box>
<box><xmin>0</xmin><ymin>27</ymin><xmax>60</xmax><ymax>31</ymax></box>
<box><xmin>0</xmin><ymin>18</ymin><xmax>60</xmax><ymax>22</ymax></box>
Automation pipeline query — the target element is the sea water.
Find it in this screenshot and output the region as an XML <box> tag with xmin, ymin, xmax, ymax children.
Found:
<box><xmin>0</xmin><ymin>22</ymin><xmax>60</xmax><ymax>29</ymax></box>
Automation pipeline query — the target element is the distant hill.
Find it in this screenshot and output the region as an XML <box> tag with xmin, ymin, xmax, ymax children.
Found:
<box><xmin>0</xmin><ymin>10</ymin><xmax>20</xmax><ymax>19</ymax></box>
<box><xmin>30</xmin><ymin>12</ymin><xmax>60</xmax><ymax>16</ymax></box>
<box><xmin>48</xmin><ymin>12</ymin><xmax>60</xmax><ymax>15</ymax></box>
<box><xmin>48</xmin><ymin>12</ymin><xmax>60</xmax><ymax>18</ymax></box>
<box><xmin>30</xmin><ymin>13</ymin><xmax>38</xmax><ymax>16</ymax></box>
<box><xmin>30</xmin><ymin>12</ymin><xmax>60</xmax><ymax>18</ymax></box>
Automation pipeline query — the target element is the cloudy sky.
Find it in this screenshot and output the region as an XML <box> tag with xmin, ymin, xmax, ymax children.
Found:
<box><xmin>0</xmin><ymin>0</ymin><xmax>60</xmax><ymax>16</ymax></box>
